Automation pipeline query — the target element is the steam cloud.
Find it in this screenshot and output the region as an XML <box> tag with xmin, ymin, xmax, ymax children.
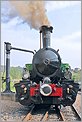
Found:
<box><xmin>10</xmin><ymin>1</ymin><xmax>50</xmax><ymax>30</ymax></box>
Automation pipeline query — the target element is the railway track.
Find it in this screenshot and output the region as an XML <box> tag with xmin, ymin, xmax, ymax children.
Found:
<box><xmin>22</xmin><ymin>105</ymin><xmax>65</xmax><ymax>121</ymax></box>
<box><xmin>22</xmin><ymin>92</ymin><xmax>81</xmax><ymax>121</ymax></box>
<box><xmin>61</xmin><ymin>105</ymin><xmax>81</xmax><ymax>121</ymax></box>
<box><xmin>22</xmin><ymin>104</ymin><xmax>81</xmax><ymax>121</ymax></box>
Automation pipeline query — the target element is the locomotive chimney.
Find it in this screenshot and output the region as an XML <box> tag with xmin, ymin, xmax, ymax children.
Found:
<box><xmin>40</xmin><ymin>25</ymin><xmax>53</xmax><ymax>48</ymax></box>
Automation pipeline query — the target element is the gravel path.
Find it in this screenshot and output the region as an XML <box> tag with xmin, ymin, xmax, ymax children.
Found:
<box><xmin>1</xmin><ymin>100</ymin><xmax>29</xmax><ymax>121</ymax></box>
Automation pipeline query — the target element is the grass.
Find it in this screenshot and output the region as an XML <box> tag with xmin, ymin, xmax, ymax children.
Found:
<box><xmin>1</xmin><ymin>81</ymin><xmax>16</xmax><ymax>92</ymax></box>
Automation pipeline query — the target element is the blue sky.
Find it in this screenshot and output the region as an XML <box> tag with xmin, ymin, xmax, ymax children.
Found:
<box><xmin>1</xmin><ymin>1</ymin><xmax>81</xmax><ymax>69</ymax></box>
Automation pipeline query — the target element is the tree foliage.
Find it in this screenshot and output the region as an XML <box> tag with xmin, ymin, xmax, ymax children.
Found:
<box><xmin>10</xmin><ymin>66</ymin><xmax>23</xmax><ymax>79</ymax></box>
<box><xmin>72</xmin><ymin>70</ymin><xmax>81</xmax><ymax>82</ymax></box>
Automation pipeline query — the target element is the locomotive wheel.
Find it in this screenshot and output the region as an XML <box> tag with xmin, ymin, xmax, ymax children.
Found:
<box><xmin>19</xmin><ymin>97</ymin><xmax>32</xmax><ymax>106</ymax></box>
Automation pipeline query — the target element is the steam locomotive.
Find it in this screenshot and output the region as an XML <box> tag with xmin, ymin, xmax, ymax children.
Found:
<box><xmin>15</xmin><ymin>25</ymin><xmax>79</xmax><ymax>107</ymax></box>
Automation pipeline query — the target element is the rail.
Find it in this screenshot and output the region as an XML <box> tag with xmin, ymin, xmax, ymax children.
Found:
<box><xmin>71</xmin><ymin>105</ymin><xmax>81</xmax><ymax>121</ymax></box>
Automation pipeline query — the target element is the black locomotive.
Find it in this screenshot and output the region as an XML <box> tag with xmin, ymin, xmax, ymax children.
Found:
<box><xmin>15</xmin><ymin>25</ymin><xmax>79</xmax><ymax>107</ymax></box>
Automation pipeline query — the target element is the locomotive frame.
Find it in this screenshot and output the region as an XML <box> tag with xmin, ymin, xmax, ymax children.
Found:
<box><xmin>4</xmin><ymin>25</ymin><xmax>79</xmax><ymax>107</ymax></box>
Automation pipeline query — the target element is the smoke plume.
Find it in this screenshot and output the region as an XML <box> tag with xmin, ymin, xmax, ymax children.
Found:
<box><xmin>10</xmin><ymin>1</ymin><xmax>50</xmax><ymax>30</ymax></box>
